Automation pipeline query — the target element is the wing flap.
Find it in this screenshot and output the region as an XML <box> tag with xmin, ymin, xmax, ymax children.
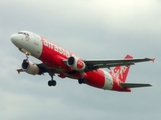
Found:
<box><xmin>93</xmin><ymin>62</ymin><xmax>135</xmax><ymax>69</ymax></box>
<box><xmin>120</xmin><ymin>83</ymin><xmax>152</xmax><ymax>88</ymax></box>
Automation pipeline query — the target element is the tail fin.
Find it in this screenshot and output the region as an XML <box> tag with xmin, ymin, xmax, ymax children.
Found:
<box><xmin>109</xmin><ymin>55</ymin><xmax>133</xmax><ymax>82</ymax></box>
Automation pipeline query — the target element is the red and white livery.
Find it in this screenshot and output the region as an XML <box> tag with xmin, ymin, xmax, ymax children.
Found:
<box><xmin>11</xmin><ymin>31</ymin><xmax>154</xmax><ymax>92</ymax></box>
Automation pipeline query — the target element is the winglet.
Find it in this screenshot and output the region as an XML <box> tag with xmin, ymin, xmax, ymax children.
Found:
<box><xmin>151</xmin><ymin>58</ymin><xmax>155</xmax><ymax>63</ymax></box>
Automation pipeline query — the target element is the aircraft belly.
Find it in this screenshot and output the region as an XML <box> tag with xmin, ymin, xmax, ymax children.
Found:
<box><xmin>85</xmin><ymin>69</ymin><xmax>106</xmax><ymax>88</ymax></box>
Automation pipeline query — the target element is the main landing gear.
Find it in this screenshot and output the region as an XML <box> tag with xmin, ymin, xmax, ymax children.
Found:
<box><xmin>48</xmin><ymin>80</ymin><xmax>56</xmax><ymax>86</ymax></box>
<box><xmin>78</xmin><ymin>78</ymin><xmax>86</xmax><ymax>84</ymax></box>
<box><xmin>48</xmin><ymin>71</ymin><xmax>57</xmax><ymax>87</ymax></box>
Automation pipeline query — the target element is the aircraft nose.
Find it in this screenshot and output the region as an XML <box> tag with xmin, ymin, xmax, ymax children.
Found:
<box><xmin>11</xmin><ymin>34</ymin><xmax>18</xmax><ymax>44</ymax></box>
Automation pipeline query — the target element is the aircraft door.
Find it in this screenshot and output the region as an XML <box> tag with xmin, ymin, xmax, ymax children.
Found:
<box><xmin>34</xmin><ymin>35</ymin><xmax>40</xmax><ymax>45</ymax></box>
<box><xmin>30</xmin><ymin>34</ymin><xmax>43</xmax><ymax>58</ymax></box>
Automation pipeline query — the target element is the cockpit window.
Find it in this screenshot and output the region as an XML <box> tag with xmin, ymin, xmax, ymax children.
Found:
<box><xmin>18</xmin><ymin>32</ymin><xmax>29</xmax><ymax>36</ymax></box>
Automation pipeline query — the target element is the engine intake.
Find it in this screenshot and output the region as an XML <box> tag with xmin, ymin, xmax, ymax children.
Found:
<box><xmin>22</xmin><ymin>59</ymin><xmax>39</xmax><ymax>75</ymax></box>
<box><xmin>67</xmin><ymin>56</ymin><xmax>86</xmax><ymax>71</ymax></box>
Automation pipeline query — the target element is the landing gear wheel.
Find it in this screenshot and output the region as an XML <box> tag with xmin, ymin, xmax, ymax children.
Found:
<box><xmin>78</xmin><ymin>79</ymin><xmax>82</xmax><ymax>84</ymax></box>
<box><xmin>78</xmin><ymin>78</ymin><xmax>85</xmax><ymax>84</ymax></box>
<box><xmin>51</xmin><ymin>80</ymin><xmax>56</xmax><ymax>86</ymax></box>
<box><xmin>48</xmin><ymin>71</ymin><xmax>57</xmax><ymax>87</ymax></box>
<box><xmin>48</xmin><ymin>81</ymin><xmax>52</xmax><ymax>87</ymax></box>
<box><xmin>48</xmin><ymin>80</ymin><xmax>57</xmax><ymax>86</ymax></box>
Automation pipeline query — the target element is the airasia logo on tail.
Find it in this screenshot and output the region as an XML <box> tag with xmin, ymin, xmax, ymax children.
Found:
<box><xmin>77</xmin><ymin>59</ymin><xmax>84</xmax><ymax>69</ymax></box>
<box><xmin>111</xmin><ymin>66</ymin><xmax>129</xmax><ymax>82</ymax></box>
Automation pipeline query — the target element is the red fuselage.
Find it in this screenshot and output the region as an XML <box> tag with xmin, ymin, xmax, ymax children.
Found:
<box><xmin>39</xmin><ymin>37</ymin><xmax>130</xmax><ymax>92</ymax></box>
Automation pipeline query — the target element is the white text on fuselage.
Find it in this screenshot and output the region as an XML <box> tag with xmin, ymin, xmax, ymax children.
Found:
<box><xmin>43</xmin><ymin>38</ymin><xmax>70</xmax><ymax>58</ymax></box>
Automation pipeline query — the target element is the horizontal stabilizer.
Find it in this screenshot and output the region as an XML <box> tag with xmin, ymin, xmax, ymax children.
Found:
<box><xmin>120</xmin><ymin>83</ymin><xmax>152</xmax><ymax>88</ymax></box>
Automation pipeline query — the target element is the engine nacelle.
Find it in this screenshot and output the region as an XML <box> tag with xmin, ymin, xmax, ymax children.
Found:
<box><xmin>21</xmin><ymin>59</ymin><xmax>39</xmax><ymax>75</ymax></box>
<box><xmin>67</xmin><ymin>56</ymin><xmax>86</xmax><ymax>71</ymax></box>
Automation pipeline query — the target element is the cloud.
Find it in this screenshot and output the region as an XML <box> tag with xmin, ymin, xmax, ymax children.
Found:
<box><xmin>0</xmin><ymin>0</ymin><xmax>161</xmax><ymax>120</ymax></box>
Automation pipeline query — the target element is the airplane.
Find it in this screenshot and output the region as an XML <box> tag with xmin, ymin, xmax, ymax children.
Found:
<box><xmin>11</xmin><ymin>31</ymin><xmax>155</xmax><ymax>92</ymax></box>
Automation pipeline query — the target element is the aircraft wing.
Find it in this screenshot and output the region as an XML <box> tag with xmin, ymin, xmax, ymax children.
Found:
<box><xmin>84</xmin><ymin>58</ymin><xmax>155</xmax><ymax>71</ymax></box>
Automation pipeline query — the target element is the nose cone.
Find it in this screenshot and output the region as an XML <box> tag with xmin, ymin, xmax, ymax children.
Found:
<box><xmin>11</xmin><ymin>34</ymin><xmax>18</xmax><ymax>44</ymax></box>
<box><xmin>11</xmin><ymin>34</ymin><xmax>22</xmax><ymax>48</ymax></box>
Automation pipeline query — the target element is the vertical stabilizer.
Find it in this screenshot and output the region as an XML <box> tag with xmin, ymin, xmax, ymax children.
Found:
<box><xmin>109</xmin><ymin>55</ymin><xmax>133</xmax><ymax>82</ymax></box>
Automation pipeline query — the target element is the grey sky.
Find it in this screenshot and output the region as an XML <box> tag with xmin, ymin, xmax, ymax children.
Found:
<box><xmin>0</xmin><ymin>0</ymin><xmax>161</xmax><ymax>120</ymax></box>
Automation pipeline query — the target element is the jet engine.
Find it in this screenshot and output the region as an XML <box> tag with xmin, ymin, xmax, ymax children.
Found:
<box><xmin>21</xmin><ymin>59</ymin><xmax>39</xmax><ymax>75</ymax></box>
<box><xmin>67</xmin><ymin>56</ymin><xmax>86</xmax><ymax>71</ymax></box>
